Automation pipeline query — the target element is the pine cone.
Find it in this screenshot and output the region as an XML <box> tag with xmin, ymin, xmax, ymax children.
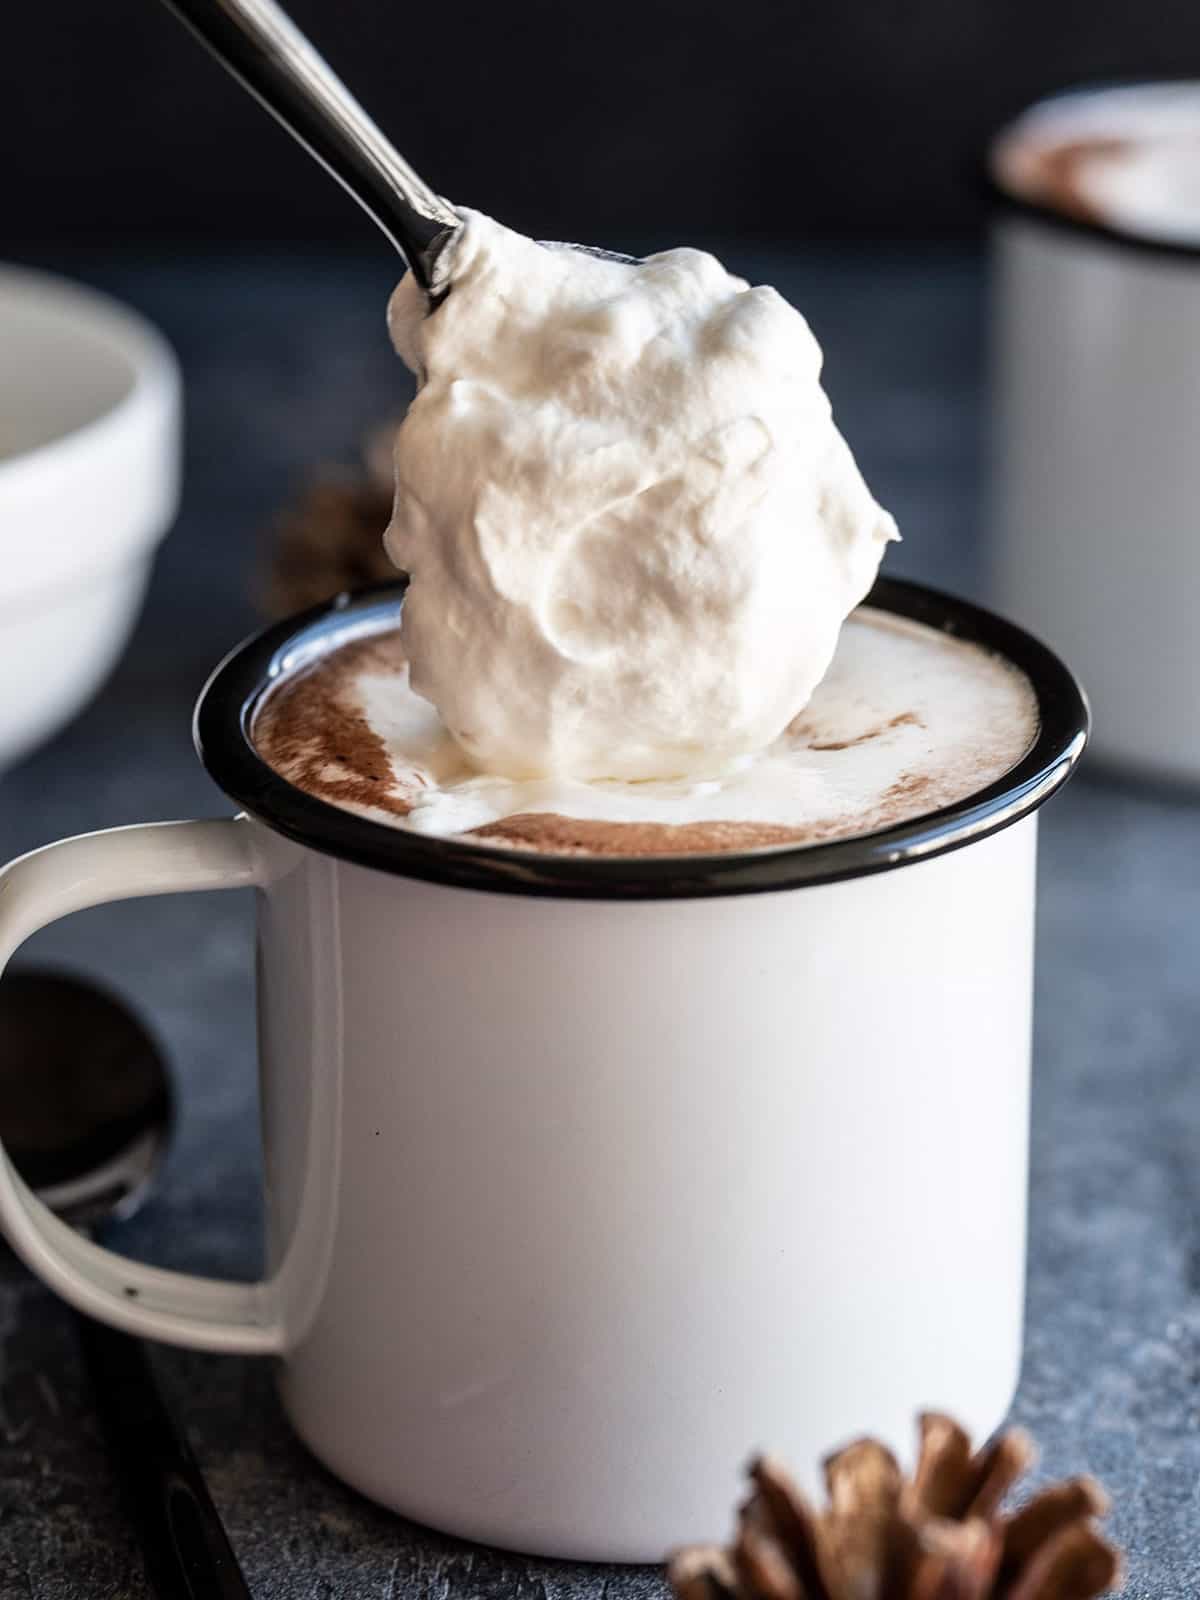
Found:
<box><xmin>261</xmin><ymin>420</ymin><xmax>401</xmax><ymax>618</ymax></box>
<box><xmin>668</xmin><ymin>1414</ymin><xmax>1121</xmax><ymax>1600</ymax></box>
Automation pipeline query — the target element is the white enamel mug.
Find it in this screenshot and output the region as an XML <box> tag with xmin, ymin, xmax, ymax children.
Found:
<box><xmin>0</xmin><ymin>579</ymin><xmax>1086</xmax><ymax>1562</ymax></box>
<box><xmin>987</xmin><ymin>82</ymin><xmax>1200</xmax><ymax>782</ymax></box>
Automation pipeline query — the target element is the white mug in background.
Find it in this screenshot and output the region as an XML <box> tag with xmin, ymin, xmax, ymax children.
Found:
<box><xmin>0</xmin><ymin>581</ymin><xmax>1086</xmax><ymax>1561</ymax></box>
<box><xmin>987</xmin><ymin>81</ymin><xmax>1200</xmax><ymax>782</ymax></box>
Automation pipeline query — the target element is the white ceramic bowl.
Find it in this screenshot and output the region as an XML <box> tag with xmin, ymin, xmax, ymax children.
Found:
<box><xmin>0</xmin><ymin>266</ymin><xmax>181</xmax><ymax>767</ymax></box>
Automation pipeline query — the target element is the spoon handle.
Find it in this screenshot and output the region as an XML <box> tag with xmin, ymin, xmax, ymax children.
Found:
<box><xmin>78</xmin><ymin>1315</ymin><xmax>253</xmax><ymax>1600</ymax></box>
<box><xmin>160</xmin><ymin>0</ymin><xmax>460</xmax><ymax>291</ymax></box>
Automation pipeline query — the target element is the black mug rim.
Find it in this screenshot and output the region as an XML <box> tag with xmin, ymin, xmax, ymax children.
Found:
<box><xmin>983</xmin><ymin>77</ymin><xmax>1200</xmax><ymax>264</ymax></box>
<box><xmin>194</xmin><ymin>578</ymin><xmax>1089</xmax><ymax>902</ymax></box>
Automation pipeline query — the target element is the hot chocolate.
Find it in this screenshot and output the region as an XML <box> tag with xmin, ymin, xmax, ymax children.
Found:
<box><xmin>256</xmin><ymin>213</ymin><xmax>1038</xmax><ymax>857</ymax></box>
<box><xmin>252</xmin><ymin>602</ymin><xmax>1038</xmax><ymax>858</ymax></box>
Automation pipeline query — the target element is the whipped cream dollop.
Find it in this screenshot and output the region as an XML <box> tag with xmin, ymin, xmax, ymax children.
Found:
<box><xmin>384</xmin><ymin>210</ymin><xmax>897</xmax><ymax>781</ymax></box>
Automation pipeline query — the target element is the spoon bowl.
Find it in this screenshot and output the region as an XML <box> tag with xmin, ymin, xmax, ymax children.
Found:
<box><xmin>0</xmin><ymin>968</ymin><xmax>251</xmax><ymax>1598</ymax></box>
<box><xmin>0</xmin><ymin>970</ymin><xmax>172</xmax><ymax>1226</ymax></box>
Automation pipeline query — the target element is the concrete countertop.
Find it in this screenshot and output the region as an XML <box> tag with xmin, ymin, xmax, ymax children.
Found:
<box><xmin>0</xmin><ymin>247</ymin><xmax>1196</xmax><ymax>1598</ymax></box>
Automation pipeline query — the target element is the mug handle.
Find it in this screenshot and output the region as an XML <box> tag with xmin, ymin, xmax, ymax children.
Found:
<box><xmin>0</xmin><ymin>816</ymin><xmax>284</xmax><ymax>1354</ymax></box>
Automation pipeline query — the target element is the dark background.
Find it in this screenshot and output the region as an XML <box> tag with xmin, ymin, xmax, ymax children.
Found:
<box><xmin>5</xmin><ymin>0</ymin><xmax>1200</xmax><ymax>252</ymax></box>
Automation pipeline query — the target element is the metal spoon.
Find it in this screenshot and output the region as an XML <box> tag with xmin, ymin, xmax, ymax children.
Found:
<box><xmin>157</xmin><ymin>0</ymin><xmax>639</xmax><ymax>294</ymax></box>
<box><xmin>0</xmin><ymin>970</ymin><xmax>252</xmax><ymax>1600</ymax></box>
<box><xmin>159</xmin><ymin>0</ymin><xmax>461</xmax><ymax>295</ymax></box>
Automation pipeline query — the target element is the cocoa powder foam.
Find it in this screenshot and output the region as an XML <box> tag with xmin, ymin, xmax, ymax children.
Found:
<box><xmin>252</xmin><ymin>605</ymin><xmax>1038</xmax><ymax>858</ymax></box>
<box><xmin>992</xmin><ymin>83</ymin><xmax>1200</xmax><ymax>246</ymax></box>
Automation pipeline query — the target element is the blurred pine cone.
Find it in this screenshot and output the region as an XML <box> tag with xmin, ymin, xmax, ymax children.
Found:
<box><xmin>669</xmin><ymin>1414</ymin><xmax>1120</xmax><ymax>1600</ymax></box>
<box><xmin>262</xmin><ymin>420</ymin><xmax>400</xmax><ymax>618</ymax></box>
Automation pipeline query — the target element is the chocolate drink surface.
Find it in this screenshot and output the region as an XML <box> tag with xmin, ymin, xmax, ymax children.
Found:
<box><xmin>253</xmin><ymin>603</ymin><xmax>1038</xmax><ymax>859</ymax></box>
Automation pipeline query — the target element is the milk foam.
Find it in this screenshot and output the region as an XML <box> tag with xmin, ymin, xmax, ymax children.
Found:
<box><xmin>253</xmin><ymin>605</ymin><xmax>1039</xmax><ymax>856</ymax></box>
<box><xmin>994</xmin><ymin>83</ymin><xmax>1200</xmax><ymax>246</ymax></box>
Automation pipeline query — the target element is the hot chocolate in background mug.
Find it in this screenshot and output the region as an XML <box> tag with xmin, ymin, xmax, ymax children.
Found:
<box><xmin>0</xmin><ymin>579</ymin><xmax>1086</xmax><ymax>1562</ymax></box>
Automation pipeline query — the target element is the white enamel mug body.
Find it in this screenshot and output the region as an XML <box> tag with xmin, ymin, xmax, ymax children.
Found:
<box><xmin>987</xmin><ymin>84</ymin><xmax>1200</xmax><ymax>781</ymax></box>
<box><xmin>0</xmin><ymin>580</ymin><xmax>1087</xmax><ymax>1561</ymax></box>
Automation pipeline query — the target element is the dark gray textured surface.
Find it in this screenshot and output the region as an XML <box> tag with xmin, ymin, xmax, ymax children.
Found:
<box><xmin>0</xmin><ymin>247</ymin><xmax>1197</xmax><ymax>1596</ymax></box>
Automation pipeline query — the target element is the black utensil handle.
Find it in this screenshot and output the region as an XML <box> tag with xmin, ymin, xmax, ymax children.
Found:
<box><xmin>78</xmin><ymin>1315</ymin><xmax>253</xmax><ymax>1600</ymax></box>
